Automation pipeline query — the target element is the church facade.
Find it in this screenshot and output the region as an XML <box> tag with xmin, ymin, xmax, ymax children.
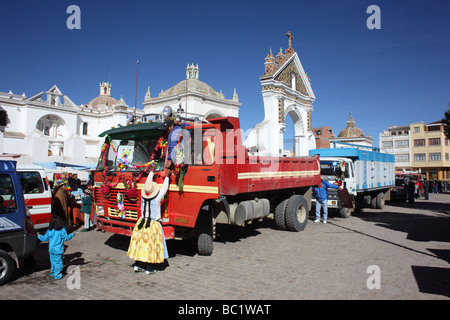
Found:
<box><xmin>244</xmin><ymin>32</ymin><xmax>316</xmax><ymax>157</ymax></box>
<box><xmin>142</xmin><ymin>64</ymin><xmax>241</xmax><ymax>121</ymax></box>
<box><xmin>0</xmin><ymin>82</ymin><xmax>142</xmax><ymax>166</ymax></box>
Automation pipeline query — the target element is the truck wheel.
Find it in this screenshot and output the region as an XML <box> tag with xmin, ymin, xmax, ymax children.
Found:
<box><xmin>0</xmin><ymin>250</ymin><xmax>14</xmax><ymax>286</ymax></box>
<box><xmin>285</xmin><ymin>195</ymin><xmax>308</xmax><ymax>232</ymax></box>
<box><xmin>274</xmin><ymin>199</ymin><xmax>288</xmax><ymax>230</ymax></box>
<box><xmin>376</xmin><ymin>192</ymin><xmax>385</xmax><ymax>209</ymax></box>
<box><xmin>370</xmin><ymin>196</ymin><xmax>377</xmax><ymax>209</ymax></box>
<box><xmin>197</xmin><ymin>208</ymin><xmax>214</xmax><ymax>256</ymax></box>
<box><xmin>198</xmin><ymin>233</ymin><xmax>213</xmax><ymax>256</ymax></box>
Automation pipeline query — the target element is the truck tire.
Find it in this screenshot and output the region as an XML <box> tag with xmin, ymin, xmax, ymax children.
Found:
<box><xmin>198</xmin><ymin>233</ymin><xmax>213</xmax><ymax>256</ymax></box>
<box><xmin>274</xmin><ymin>199</ymin><xmax>288</xmax><ymax>230</ymax></box>
<box><xmin>285</xmin><ymin>195</ymin><xmax>308</xmax><ymax>232</ymax></box>
<box><xmin>197</xmin><ymin>208</ymin><xmax>214</xmax><ymax>256</ymax></box>
<box><xmin>0</xmin><ymin>250</ymin><xmax>14</xmax><ymax>286</ymax></box>
<box><xmin>376</xmin><ymin>192</ymin><xmax>385</xmax><ymax>209</ymax></box>
<box><xmin>370</xmin><ymin>196</ymin><xmax>377</xmax><ymax>209</ymax></box>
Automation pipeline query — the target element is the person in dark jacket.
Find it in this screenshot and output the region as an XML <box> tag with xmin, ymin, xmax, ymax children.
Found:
<box><xmin>81</xmin><ymin>188</ymin><xmax>93</xmax><ymax>232</ymax></box>
<box><xmin>313</xmin><ymin>180</ymin><xmax>339</xmax><ymax>224</ymax></box>
<box><xmin>408</xmin><ymin>178</ymin><xmax>416</xmax><ymax>203</ymax></box>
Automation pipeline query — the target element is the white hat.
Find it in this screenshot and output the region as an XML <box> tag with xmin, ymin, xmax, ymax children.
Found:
<box><xmin>141</xmin><ymin>181</ymin><xmax>160</xmax><ymax>199</ymax></box>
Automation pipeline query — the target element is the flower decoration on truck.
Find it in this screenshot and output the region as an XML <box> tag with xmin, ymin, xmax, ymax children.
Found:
<box><xmin>121</xmin><ymin>167</ymin><xmax>148</xmax><ymax>201</ymax></box>
<box><xmin>99</xmin><ymin>169</ymin><xmax>123</xmax><ymax>198</ymax></box>
<box><xmin>336</xmin><ymin>161</ymin><xmax>346</xmax><ymax>187</ymax></box>
<box><xmin>173</xmin><ymin>143</ymin><xmax>186</xmax><ymax>189</ymax></box>
<box><xmin>115</xmin><ymin>192</ymin><xmax>126</xmax><ymax>219</ymax></box>
<box><xmin>100</xmin><ymin>136</ymin><xmax>167</xmax><ymax>171</ymax></box>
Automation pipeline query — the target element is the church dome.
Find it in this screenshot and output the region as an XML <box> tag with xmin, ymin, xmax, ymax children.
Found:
<box><xmin>159</xmin><ymin>78</ymin><xmax>225</xmax><ymax>100</ymax></box>
<box><xmin>88</xmin><ymin>95</ymin><xmax>118</xmax><ymax>109</ymax></box>
<box><xmin>338</xmin><ymin>113</ymin><xmax>366</xmax><ymax>138</ymax></box>
<box><xmin>87</xmin><ymin>82</ymin><xmax>118</xmax><ymax>109</ymax></box>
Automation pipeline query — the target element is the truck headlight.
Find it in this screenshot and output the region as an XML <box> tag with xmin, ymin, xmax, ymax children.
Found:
<box><xmin>96</xmin><ymin>205</ymin><xmax>104</xmax><ymax>216</ymax></box>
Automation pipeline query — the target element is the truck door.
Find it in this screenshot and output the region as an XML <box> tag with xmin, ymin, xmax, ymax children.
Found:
<box><xmin>167</xmin><ymin>123</ymin><xmax>220</xmax><ymax>229</ymax></box>
<box><xmin>188</xmin><ymin>124</ymin><xmax>219</xmax><ymax>190</ymax></box>
<box><xmin>0</xmin><ymin>171</ymin><xmax>24</xmax><ymax>233</ymax></box>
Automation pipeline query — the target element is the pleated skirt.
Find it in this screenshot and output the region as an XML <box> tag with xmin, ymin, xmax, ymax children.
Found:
<box><xmin>127</xmin><ymin>219</ymin><xmax>169</xmax><ymax>263</ymax></box>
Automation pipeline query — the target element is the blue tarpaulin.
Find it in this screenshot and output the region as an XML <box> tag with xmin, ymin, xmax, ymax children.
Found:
<box><xmin>33</xmin><ymin>162</ymin><xmax>97</xmax><ymax>170</ymax></box>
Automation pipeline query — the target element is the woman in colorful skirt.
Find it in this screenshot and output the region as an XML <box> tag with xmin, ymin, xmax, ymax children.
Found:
<box><xmin>127</xmin><ymin>170</ymin><xmax>170</xmax><ymax>274</ymax></box>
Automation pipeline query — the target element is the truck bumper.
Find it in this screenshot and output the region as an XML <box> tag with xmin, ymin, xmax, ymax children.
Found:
<box><xmin>96</xmin><ymin>216</ymin><xmax>175</xmax><ymax>240</ymax></box>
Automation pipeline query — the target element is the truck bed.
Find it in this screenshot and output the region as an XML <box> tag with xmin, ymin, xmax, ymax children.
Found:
<box><xmin>309</xmin><ymin>148</ymin><xmax>395</xmax><ymax>191</ymax></box>
<box><xmin>209</xmin><ymin>117</ymin><xmax>321</xmax><ymax>195</ymax></box>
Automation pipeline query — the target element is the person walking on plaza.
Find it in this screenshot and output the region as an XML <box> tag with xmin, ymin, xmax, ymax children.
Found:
<box><xmin>424</xmin><ymin>178</ymin><xmax>429</xmax><ymax>200</ymax></box>
<box><xmin>37</xmin><ymin>215</ymin><xmax>77</xmax><ymax>280</ymax></box>
<box><xmin>313</xmin><ymin>179</ymin><xmax>339</xmax><ymax>224</ymax></box>
<box><xmin>81</xmin><ymin>188</ymin><xmax>93</xmax><ymax>232</ymax></box>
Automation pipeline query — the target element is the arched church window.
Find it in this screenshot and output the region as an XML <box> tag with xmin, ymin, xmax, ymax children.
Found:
<box><xmin>83</xmin><ymin>122</ymin><xmax>88</xmax><ymax>135</ymax></box>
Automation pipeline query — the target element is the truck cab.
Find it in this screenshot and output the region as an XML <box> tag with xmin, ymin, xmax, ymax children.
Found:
<box><xmin>0</xmin><ymin>160</ymin><xmax>37</xmax><ymax>285</ymax></box>
<box><xmin>316</xmin><ymin>157</ymin><xmax>356</xmax><ymax>217</ymax></box>
<box><xmin>310</xmin><ymin>146</ymin><xmax>395</xmax><ymax>218</ymax></box>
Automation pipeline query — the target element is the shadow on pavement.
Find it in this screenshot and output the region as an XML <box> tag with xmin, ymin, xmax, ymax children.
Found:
<box><xmin>334</xmin><ymin>197</ymin><xmax>450</xmax><ymax>299</ymax></box>
<box><xmin>411</xmin><ymin>266</ymin><xmax>450</xmax><ymax>298</ymax></box>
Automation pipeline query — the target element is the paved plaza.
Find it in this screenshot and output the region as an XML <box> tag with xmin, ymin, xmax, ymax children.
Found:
<box><xmin>1</xmin><ymin>193</ymin><xmax>449</xmax><ymax>302</ymax></box>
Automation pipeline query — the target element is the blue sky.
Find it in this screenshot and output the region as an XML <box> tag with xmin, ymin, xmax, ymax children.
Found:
<box><xmin>1</xmin><ymin>0</ymin><xmax>449</xmax><ymax>147</ymax></box>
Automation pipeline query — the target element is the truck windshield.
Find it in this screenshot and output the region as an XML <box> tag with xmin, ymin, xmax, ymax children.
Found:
<box><xmin>97</xmin><ymin>137</ymin><xmax>165</xmax><ymax>172</ymax></box>
<box><xmin>320</xmin><ymin>161</ymin><xmax>350</xmax><ymax>178</ymax></box>
<box><xmin>0</xmin><ymin>174</ymin><xmax>17</xmax><ymax>213</ymax></box>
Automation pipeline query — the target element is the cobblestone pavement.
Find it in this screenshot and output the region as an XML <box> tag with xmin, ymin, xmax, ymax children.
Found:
<box><xmin>1</xmin><ymin>193</ymin><xmax>449</xmax><ymax>301</ymax></box>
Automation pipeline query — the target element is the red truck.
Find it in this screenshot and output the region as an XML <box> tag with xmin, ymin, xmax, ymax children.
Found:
<box><xmin>93</xmin><ymin>116</ymin><xmax>320</xmax><ymax>255</ymax></box>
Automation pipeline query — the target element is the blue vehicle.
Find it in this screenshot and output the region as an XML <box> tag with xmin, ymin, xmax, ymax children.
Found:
<box><xmin>0</xmin><ymin>160</ymin><xmax>37</xmax><ymax>285</ymax></box>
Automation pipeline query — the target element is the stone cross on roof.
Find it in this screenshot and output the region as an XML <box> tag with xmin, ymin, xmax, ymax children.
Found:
<box><xmin>285</xmin><ymin>31</ymin><xmax>295</xmax><ymax>54</ymax></box>
<box><xmin>286</xmin><ymin>31</ymin><xmax>294</xmax><ymax>49</ymax></box>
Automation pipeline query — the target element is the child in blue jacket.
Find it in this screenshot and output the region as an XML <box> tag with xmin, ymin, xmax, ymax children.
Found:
<box><xmin>37</xmin><ymin>215</ymin><xmax>76</xmax><ymax>280</ymax></box>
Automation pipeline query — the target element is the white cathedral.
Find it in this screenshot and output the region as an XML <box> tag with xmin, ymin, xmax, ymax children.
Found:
<box><xmin>0</xmin><ymin>82</ymin><xmax>143</xmax><ymax>167</ymax></box>
<box><xmin>0</xmin><ymin>32</ymin><xmax>316</xmax><ymax>168</ymax></box>
<box><xmin>0</xmin><ymin>65</ymin><xmax>240</xmax><ymax>167</ymax></box>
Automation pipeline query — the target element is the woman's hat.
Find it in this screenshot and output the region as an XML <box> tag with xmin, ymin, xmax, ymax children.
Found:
<box><xmin>55</xmin><ymin>179</ymin><xmax>67</xmax><ymax>188</ymax></box>
<box><xmin>141</xmin><ymin>181</ymin><xmax>160</xmax><ymax>199</ymax></box>
<box><xmin>84</xmin><ymin>188</ymin><xmax>93</xmax><ymax>195</ymax></box>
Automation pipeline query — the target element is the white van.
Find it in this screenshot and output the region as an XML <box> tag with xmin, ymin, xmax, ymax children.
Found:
<box><xmin>16</xmin><ymin>164</ymin><xmax>52</xmax><ymax>230</ymax></box>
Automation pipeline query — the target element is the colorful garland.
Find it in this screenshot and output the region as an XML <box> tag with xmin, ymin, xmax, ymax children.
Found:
<box><xmin>98</xmin><ymin>135</ymin><xmax>167</xmax><ymax>198</ymax></box>
<box><xmin>99</xmin><ymin>170</ymin><xmax>123</xmax><ymax>197</ymax></box>
<box><xmin>101</xmin><ymin>136</ymin><xmax>167</xmax><ymax>171</ymax></box>
<box><xmin>122</xmin><ymin>169</ymin><xmax>147</xmax><ymax>201</ymax></box>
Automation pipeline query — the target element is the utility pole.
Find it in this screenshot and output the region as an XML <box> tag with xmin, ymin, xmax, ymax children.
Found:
<box><xmin>134</xmin><ymin>60</ymin><xmax>139</xmax><ymax>123</ymax></box>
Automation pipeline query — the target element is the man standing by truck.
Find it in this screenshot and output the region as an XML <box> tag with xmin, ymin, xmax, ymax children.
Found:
<box><xmin>313</xmin><ymin>180</ymin><xmax>339</xmax><ymax>224</ymax></box>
